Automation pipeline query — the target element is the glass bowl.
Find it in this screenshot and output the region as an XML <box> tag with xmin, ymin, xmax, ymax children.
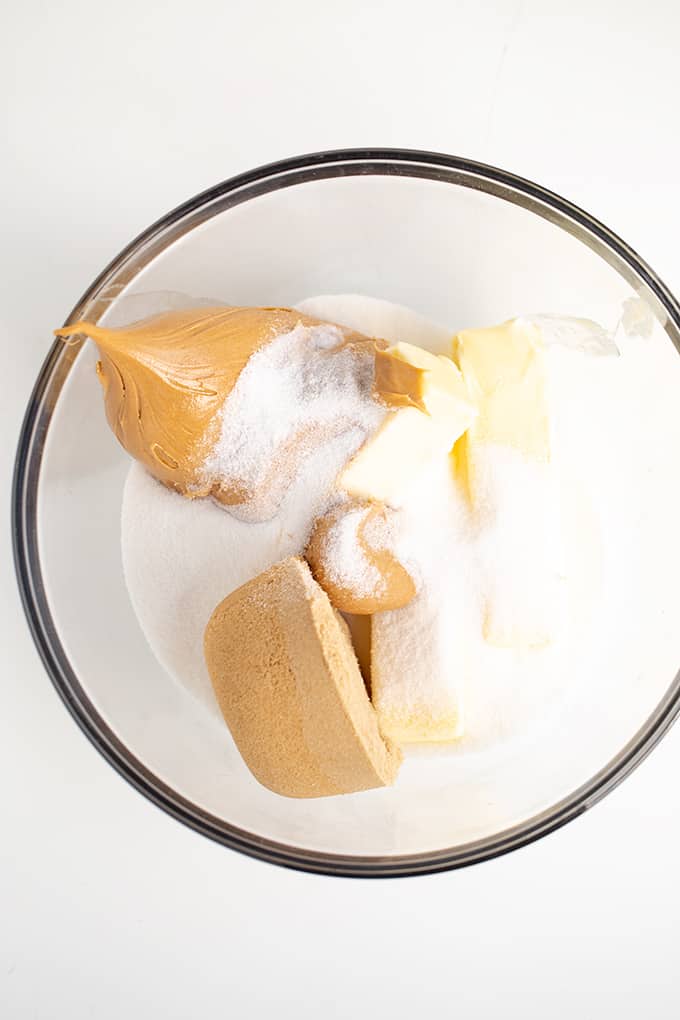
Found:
<box><xmin>13</xmin><ymin>149</ymin><xmax>680</xmax><ymax>877</ymax></box>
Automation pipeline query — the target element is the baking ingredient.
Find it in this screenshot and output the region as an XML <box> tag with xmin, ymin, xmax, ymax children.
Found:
<box><xmin>200</xmin><ymin>320</ymin><xmax>384</xmax><ymax>521</ymax></box>
<box><xmin>453</xmin><ymin>318</ymin><xmax>561</xmax><ymax>648</ymax></box>
<box><xmin>375</xmin><ymin>340</ymin><xmax>472</xmax><ymax>414</ymax></box>
<box><xmin>471</xmin><ymin>446</ymin><xmax>565</xmax><ymax>648</ymax></box>
<box><xmin>527</xmin><ymin>314</ymin><xmax>618</xmax><ymax>356</ymax></box>
<box><xmin>204</xmin><ymin>557</ymin><xmax>402</xmax><ymax>797</ymax></box>
<box><xmin>121</xmin><ymin>293</ymin><xmax>671</xmax><ymax>760</ymax></box>
<box><xmin>342</xmin><ymin>613</ymin><xmax>372</xmax><ymax>685</ymax></box>
<box><xmin>339</xmin><ymin>340</ymin><xmax>475</xmax><ymax>505</ymax></box>
<box><xmin>55</xmin><ymin>306</ymin><xmax>377</xmax><ymax>511</ymax></box>
<box><xmin>121</xmin><ymin>430</ymin><xmax>364</xmax><ymax>711</ymax></box>
<box><xmin>55</xmin><ymin>307</ymin><xmax>314</xmax><ymax>496</ymax></box>
<box><xmin>306</xmin><ymin>500</ymin><xmax>416</xmax><ymax>614</ymax></box>
<box><xmin>370</xmin><ymin>456</ymin><xmax>469</xmax><ymax>743</ymax></box>
<box><xmin>453</xmin><ymin>318</ymin><xmax>549</xmax><ymax>464</ymax></box>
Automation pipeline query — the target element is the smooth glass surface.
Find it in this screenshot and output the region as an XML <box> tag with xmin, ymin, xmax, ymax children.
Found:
<box><xmin>14</xmin><ymin>150</ymin><xmax>680</xmax><ymax>876</ymax></box>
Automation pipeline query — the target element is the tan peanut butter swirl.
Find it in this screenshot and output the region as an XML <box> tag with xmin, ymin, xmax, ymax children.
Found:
<box><xmin>306</xmin><ymin>500</ymin><xmax>416</xmax><ymax>615</ymax></box>
<box><xmin>55</xmin><ymin>306</ymin><xmax>374</xmax><ymax>499</ymax></box>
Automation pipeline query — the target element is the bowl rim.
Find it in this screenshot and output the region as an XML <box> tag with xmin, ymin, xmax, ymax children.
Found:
<box><xmin>13</xmin><ymin>147</ymin><xmax>680</xmax><ymax>878</ymax></box>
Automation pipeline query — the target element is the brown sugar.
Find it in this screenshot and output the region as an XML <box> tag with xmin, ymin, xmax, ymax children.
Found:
<box><xmin>204</xmin><ymin>557</ymin><xmax>401</xmax><ymax>798</ymax></box>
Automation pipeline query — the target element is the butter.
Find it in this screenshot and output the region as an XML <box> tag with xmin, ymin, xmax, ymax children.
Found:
<box><xmin>375</xmin><ymin>340</ymin><xmax>468</xmax><ymax>415</ymax></box>
<box><xmin>452</xmin><ymin>319</ymin><xmax>560</xmax><ymax>649</ymax></box>
<box><xmin>374</xmin><ymin>704</ymin><xmax>463</xmax><ymax>745</ymax></box>
<box><xmin>453</xmin><ymin>318</ymin><xmax>550</xmax><ymax>461</ymax></box>
<box><xmin>339</xmin><ymin>342</ymin><xmax>476</xmax><ymax>505</ymax></box>
<box><xmin>371</xmin><ymin>578</ymin><xmax>466</xmax><ymax>745</ymax></box>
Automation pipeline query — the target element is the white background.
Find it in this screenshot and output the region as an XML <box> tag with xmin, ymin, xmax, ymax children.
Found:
<box><xmin>2</xmin><ymin>1</ymin><xmax>679</xmax><ymax>1016</ymax></box>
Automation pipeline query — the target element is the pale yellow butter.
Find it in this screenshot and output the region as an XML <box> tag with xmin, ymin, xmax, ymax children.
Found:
<box><xmin>452</xmin><ymin>318</ymin><xmax>550</xmax><ymax>464</ymax></box>
<box><xmin>339</xmin><ymin>341</ymin><xmax>476</xmax><ymax>505</ymax></box>
<box><xmin>452</xmin><ymin>318</ymin><xmax>559</xmax><ymax>650</ymax></box>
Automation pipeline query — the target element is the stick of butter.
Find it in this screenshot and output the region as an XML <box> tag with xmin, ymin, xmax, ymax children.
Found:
<box><xmin>339</xmin><ymin>341</ymin><xmax>476</xmax><ymax>506</ymax></box>
<box><xmin>453</xmin><ymin>318</ymin><xmax>549</xmax><ymax>468</ymax></box>
<box><xmin>452</xmin><ymin>319</ymin><xmax>563</xmax><ymax>649</ymax></box>
<box><xmin>371</xmin><ymin>586</ymin><xmax>466</xmax><ymax>744</ymax></box>
<box><xmin>370</xmin><ymin>455</ymin><xmax>469</xmax><ymax>744</ymax></box>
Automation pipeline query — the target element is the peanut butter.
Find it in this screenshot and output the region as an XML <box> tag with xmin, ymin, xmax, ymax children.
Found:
<box><xmin>306</xmin><ymin>500</ymin><xmax>416</xmax><ymax>614</ymax></box>
<box><xmin>55</xmin><ymin>306</ymin><xmax>374</xmax><ymax>500</ymax></box>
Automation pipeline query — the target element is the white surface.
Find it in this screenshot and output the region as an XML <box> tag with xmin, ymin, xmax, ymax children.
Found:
<box><xmin>1</xmin><ymin>1</ymin><xmax>679</xmax><ymax>1017</ymax></box>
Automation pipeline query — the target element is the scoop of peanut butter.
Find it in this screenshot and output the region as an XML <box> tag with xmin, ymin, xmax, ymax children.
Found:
<box><xmin>306</xmin><ymin>500</ymin><xmax>416</xmax><ymax>614</ymax></box>
<box><xmin>55</xmin><ymin>306</ymin><xmax>372</xmax><ymax>500</ymax></box>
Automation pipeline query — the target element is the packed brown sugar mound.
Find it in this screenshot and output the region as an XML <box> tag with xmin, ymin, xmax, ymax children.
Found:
<box><xmin>204</xmin><ymin>557</ymin><xmax>402</xmax><ymax>798</ymax></box>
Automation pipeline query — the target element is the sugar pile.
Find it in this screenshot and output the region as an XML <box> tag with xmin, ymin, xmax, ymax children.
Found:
<box><xmin>470</xmin><ymin>446</ymin><xmax>565</xmax><ymax>649</ymax></box>
<box><xmin>371</xmin><ymin>457</ymin><xmax>473</xmax><ymax>737</ymax></box>
<box><xmin>319</xmin><ymin>504</ymin><xmax>387</xmax><ymax>599</ymax></box>
<box><xmin>200</xmin><ymin>321</ymin><xmax>384</xmax><ymax>522</ymax></box>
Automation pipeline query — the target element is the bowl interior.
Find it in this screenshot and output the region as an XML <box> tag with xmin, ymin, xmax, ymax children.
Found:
<box><xmin>25</xmin><ymin>157</ymin><xmax>680</xmax><ymax>872</ymax></box>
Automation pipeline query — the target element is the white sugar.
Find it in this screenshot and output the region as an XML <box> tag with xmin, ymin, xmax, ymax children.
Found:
<box><xmin>321</xmin><ymin>506</ymin><xmax>383</xmax><ymax>597</ymax></box>
<box><xmin>372</xmin><ymin>458</ymin><xmax>474</xmax><ymax>727</ymax></box>
<box><xmin>361</xmin><ymin>507</ymin><xmax>392</xmax><ymax>551</ymax></box>
<box><xmin>471</xmin><ymin>445</ymin><xmax>565</xmax><ymax>648</ymax></box>
<box><xmin>200</xmin><ymin>322</ymin><xmax>384</xmax><ymax>521</ymax></box>
<box><xmin>319</xmin><ymin>503</ymin><xmax>397</xmax><ymax>598</ymax></box>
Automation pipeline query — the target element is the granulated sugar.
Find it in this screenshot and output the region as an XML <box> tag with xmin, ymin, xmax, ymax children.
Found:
<box><xmin>371</xmin><ymin>457</ymin><xmax>474</xmax><ymax>738</ymax></box>
<box><xmin>320</xmin><ymin>505</ymin><xmax>385</xmax><ymax>598</ymax></box>
<box><xmin>470</xmin><ymin>445</ymin><xmax>565</xmax><ymax>649</ymax></box>
<box><xmin>200</xmin><ymin>321</ymin><xmax>384</xmax><ymax>522</ymax></box>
